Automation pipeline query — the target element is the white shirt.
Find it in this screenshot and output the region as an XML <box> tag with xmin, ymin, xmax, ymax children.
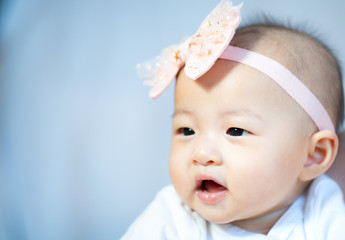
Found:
<box><xmin>121</xmin><ymin>174</ymin><xmax>345</xmax><ymax>239</ymax></box>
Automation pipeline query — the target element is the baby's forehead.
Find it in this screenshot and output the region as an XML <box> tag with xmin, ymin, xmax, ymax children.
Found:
<box><xmin>177</xmin><ymin>60</ymin><xmax>297</xmax><ymax>106</ymax></box>
<box><xmin>175</xmin><ymin>60</ymin><xmax>314</xmax><ymax>130</ymax></box>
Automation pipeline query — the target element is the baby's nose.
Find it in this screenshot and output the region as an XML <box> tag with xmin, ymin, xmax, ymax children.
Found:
<box><xmin>191</xmin><ymin>142</ymin><xmax>222</xmax><ymax>166</ymax></box>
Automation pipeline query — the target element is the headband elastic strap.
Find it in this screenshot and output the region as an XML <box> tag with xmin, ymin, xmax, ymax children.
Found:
<box><xmin>221</xmin><ymin>46</ymin><xmax>335</xmax><ymax>132</ymax></box>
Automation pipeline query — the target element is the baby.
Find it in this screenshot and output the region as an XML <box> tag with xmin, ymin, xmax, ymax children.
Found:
<box><xmin>122</xmin><ymin>1</ymin><xmax>345</xmax><ymax>239</ymax></box>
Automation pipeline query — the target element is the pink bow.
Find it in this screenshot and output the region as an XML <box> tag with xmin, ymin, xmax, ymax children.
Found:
<box><xmin>136</xmin><ymin>1</ymin><xmax>242</xmax><ymax>98</ymax></box>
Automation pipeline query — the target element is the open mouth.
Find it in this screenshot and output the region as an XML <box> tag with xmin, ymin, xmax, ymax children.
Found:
<box><xmin>196</xmin><ymin>177</ymin><xmax>228</xmax><ymax>204</ymax></box>
<box><xmin>197</xmin><ymin>180</ymin><xmax>227</xmax><ymax>192</ymax></box>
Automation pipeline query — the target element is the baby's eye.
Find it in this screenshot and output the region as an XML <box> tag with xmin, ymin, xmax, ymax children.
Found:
<box><xmin>226</xmin><ymin>128</ymin><xmax>249</xmax><ymax>137</ymax></box>
<box><xmin>177</xmin><ymin>127</ymin><xmax>195</xmax><ymax>136</ymax></box>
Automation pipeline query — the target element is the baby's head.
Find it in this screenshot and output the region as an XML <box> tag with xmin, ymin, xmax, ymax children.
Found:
<box><xmin>169</xmin><ymin>23</ymin><xmax>343</xmax><ymax>233</ymax></box>
<box><xmin>138</xmin><ymin>1</ymin><xmax>344</xmax><ymax>233</ymax></box>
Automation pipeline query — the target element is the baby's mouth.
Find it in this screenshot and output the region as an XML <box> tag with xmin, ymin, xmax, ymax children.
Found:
<box><xmin>196</xmin><ymin>177</ymin><xmax>228</xmax><ymax>204</ymax></box>
<box><xmin>198</xmin><ymin>180</ymin><xmax>227</xmax><ymax>193</ymax></box>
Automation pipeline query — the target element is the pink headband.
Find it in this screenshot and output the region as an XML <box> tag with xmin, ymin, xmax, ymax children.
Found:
<box><xmin>221</xmin><ymin>46</ymin><xmax>334</xmax><ymax>131</ymax></box>
<box><xmin>136</xmin><ymin>0</ymin><xmax>335</xmax><ymax>131</ymax></box>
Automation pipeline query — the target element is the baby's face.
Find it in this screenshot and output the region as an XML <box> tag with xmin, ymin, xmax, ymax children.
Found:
<box><xmin>169</xmin><ymin>60</ymin><xmax>314</xmax><ymax>231</ymax></box>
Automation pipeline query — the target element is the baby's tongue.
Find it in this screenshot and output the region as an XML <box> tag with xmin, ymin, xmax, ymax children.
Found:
<box><xmin>204</xmin><ymin>180</ymin><xmax>227</xmax><ymax>193</ymax></box>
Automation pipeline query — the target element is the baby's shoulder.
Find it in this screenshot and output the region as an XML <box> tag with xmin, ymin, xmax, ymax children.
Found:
<box><xmin>304</xmin><ymin>174</ymin><xmax>345</xmax><ymax>239</ymax></box>
<box><xmin>121</xmin><ymin>185</ymin><xmax>204</xmax><ymax>240</ymax></box>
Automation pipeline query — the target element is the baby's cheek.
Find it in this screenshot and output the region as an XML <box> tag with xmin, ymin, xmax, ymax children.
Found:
<box><xmin>227</xmin><ymin>162</ymin><xmax>274</xmax><ymax>198</ymax></box>
<box><xmin>169</xmin><ymin>157</ymin><xmax>182</xmax><ymax>186</ymax></box>
<box><xmin>232</xmin><ymin>164</ymin><xmax>292</xmax><ymax>206</ymax></box>
<box><xmin>169</xmin><ymin>157</ymin><xmax>192</xmax><ymax>202</ymax></box>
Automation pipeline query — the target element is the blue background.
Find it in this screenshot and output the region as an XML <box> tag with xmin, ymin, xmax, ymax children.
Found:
<box><xmin>1</xmin><ymin>0</ymin><xmax>344</xmax><ymax>239</ymax></box>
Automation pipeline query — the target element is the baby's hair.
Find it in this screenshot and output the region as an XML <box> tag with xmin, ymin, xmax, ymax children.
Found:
<box><xmin>230</xmin><ymin>21</ymin><xmax>344</xmax><ymax>133</ymax></box>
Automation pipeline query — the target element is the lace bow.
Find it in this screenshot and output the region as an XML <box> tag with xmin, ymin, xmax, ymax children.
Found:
<box><xmin>136</xmin><ymin>1</ymin><xmax>242</xmax><ymax>98</ymax></box>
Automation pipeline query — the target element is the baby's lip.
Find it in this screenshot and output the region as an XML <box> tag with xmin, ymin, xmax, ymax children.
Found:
<box><xmin>194</xmin><ymin>174</ymin><xmax>228</xmax><ymax>204</ymax></box>
<box><xmin>195</xmin><ymin>175</ymin><xmax>228</xmax><ymax>204</ymax></box>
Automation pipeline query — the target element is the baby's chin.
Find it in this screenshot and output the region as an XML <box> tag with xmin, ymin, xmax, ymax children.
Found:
<box><xmin>178</xmin><ymin>194</ymin><xmax>236</xmax><ymax>224</ymax></box>
<box><xmin>190</xmin><ymin>205</ymin><xmax>236</xmax><ymax>224</ymax></box>
<box><xmin>200</xmin><ymin>212</ymin><xmax>235</xmax><ymax>225</ymax></box>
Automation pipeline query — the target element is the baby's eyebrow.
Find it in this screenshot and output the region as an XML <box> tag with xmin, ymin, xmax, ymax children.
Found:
<box><xmin>222</xmin><ymin>109</ymin><xmax>264</xmax><ymax>121</ymax></box>
<box><xmin>172</xmin><ymin>109</ymin><xmax>193</xmax><ymax>118</ymax></box>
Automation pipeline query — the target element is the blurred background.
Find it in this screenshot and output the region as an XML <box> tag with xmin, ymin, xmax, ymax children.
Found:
<box><xmin>0</xmin><ymin>0</ymin><xmax>344</xmax><ymax>239</ymax></box>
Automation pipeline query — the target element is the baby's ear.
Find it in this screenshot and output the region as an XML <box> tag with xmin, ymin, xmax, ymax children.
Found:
<box><xmin>299</xmin><ymin>130</ymin><xmax>339</xmax><ymax>182</ymax></box>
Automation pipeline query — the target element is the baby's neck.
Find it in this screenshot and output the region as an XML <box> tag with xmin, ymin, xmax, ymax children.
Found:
<box><xmin>230</xmin><ymin>181</ymin><xmax>311</xmax><ymax>235</ymax></box>
<box><xmin>231</xmin><ymin>207</ymin><xmax>289</xmax><ymax>235</ymax></box>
